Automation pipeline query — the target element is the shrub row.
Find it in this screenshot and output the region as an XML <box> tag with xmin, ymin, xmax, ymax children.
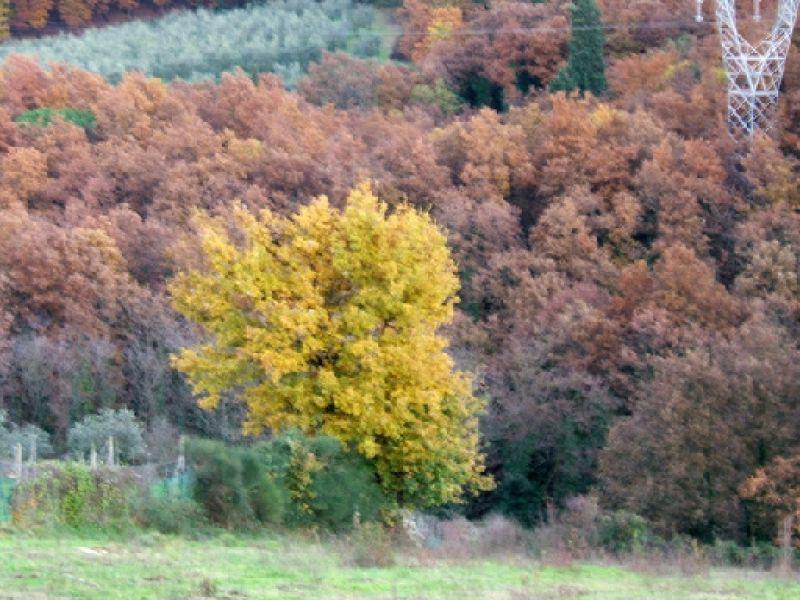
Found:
<box><xmin>8</xmin><ymin>432</ymin><xmax>391</xmax><ymax>534</ymax></box>
<box><xmin>12</xmin><ymin>462</ymin><xmax>136</xmax><ymax>530</ymax></box>
<box><xmin>526</xmin><ymin>495</ymin><xmax>798</xmax><ymax>570</ymax></box>
<box><xmin>0</xmin><ymin>0</ymin><xmax>380</xmax><ymax>84</ymax></box>
<box><xmin>8</xmin><ymin>460</ymin><xmax>795</xmax><ymax>569</ymax></box>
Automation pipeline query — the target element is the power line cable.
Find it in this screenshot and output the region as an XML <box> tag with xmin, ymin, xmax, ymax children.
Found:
<box><xmin>344</xmin><ymin>16</ymin><xmax>780</xmax><ymax>37</ymax></box>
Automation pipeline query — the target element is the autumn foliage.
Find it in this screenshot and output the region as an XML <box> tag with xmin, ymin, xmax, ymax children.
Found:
<box><xmin>0</xmin><ymin>0</ymin><xmax>800</xmax><ymax>534</ymax></box>
<box><xmin>8</xmin><ymin>0</ymin><xmax>216</xmax><ymax>32</ymax></box>
<box><xmin>170</xmin><ymin>185</ymin><xmax>491</xmax><ymax>508</ymax></box>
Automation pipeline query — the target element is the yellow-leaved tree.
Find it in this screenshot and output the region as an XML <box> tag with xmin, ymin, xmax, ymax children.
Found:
<box><xmin>170</xmin><ymin>184</ymin><xmax>491</xmax><ymax>508</ymax></box>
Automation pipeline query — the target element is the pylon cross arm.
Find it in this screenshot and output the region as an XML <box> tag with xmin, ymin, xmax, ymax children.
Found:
<box><xmin>697</xmin><ymin>1</ymin><xmax>800</xmax><ymax>135</ymax></box>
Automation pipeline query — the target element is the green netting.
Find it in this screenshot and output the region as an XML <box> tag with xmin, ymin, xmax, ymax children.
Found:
<box><xmin>0</xmin><ymin>468</ymin><xmax>191</xmax><ymax>523</ymax></box>
<box><xmin>0</xmin><ymin>477</ymin><xmax>15</xmax><ymax>523</ymax></box>
<box><xmin>150</xmin><ymin>469</ymin><xmax>193</xmax><ymax>499</ymax></box>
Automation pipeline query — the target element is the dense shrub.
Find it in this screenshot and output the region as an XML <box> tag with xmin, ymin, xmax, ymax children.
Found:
<box><xmin>0</xmin><ymin>0</ymin><xmax>380</xmax><ymax>84</ymax></box>
<box><xmin>67</xmin><ymin>409</ymin><xmax>146</xmax><ymax>464</ymax></box>
<box><xmin>706</xmin><ymin>539</ymin><xmax>787</xmax><ymax>569</ymax></box>
<box><xmin>186</xmin><ymin>438</ymin><xmax>258</xmax><ymax>528</ymax></box>
<box><xmin>187</xmin><ymin>438</ymin><xmax>289</xmax><ymax>529</ymax></box>
<box><xmin>239</xmin><ymin>450</ymin><xmax>286</xmax><ymax>527</ymax></box>
<box><xmin>186</xmin><ymin>434</ymin><xmax>390</xmax><ymax>531</ymax></box>
<box><xmin>597</xmin><ymin>510</ymin><xmax>649</xmax><ymax>555</ymax></box>
<box><xmin>12</xmin><ymin>462</ymin><xmax>137</xmax><ymax>529</ymax></box>
<box><xmin>252</xmin><ymin>433</ymin><xmax>393</xmax><ymax>531</ymax></box>
<box><xmin>132</xmin><ymin>494</ymin><xmax>207</xmax><ymax>536</ymax></box>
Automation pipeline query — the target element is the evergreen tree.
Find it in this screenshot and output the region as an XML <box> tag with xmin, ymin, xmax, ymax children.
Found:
<box><xmin>550</xmin><ymin>0</ymin><xmax>607</xmax><ymax>96</ymax></box>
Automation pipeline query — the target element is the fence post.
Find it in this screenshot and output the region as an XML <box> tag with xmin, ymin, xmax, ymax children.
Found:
<box><xmin>28</xmin><ymin>436</ymin><xmax>36</xmax><ymax>465</ymax></box>
<box><xmin>779</xmin><ymin>514</ymin><xmax>794</xmax><ymax>574</ymax></box>
<box><xmin>26</xmin><ymin>436</ymin><xmax>37</xmax><ymax>479</ymax></box>
<box><xmin>90</xmin><ymin>444</ymin><xmax>98</xmax><ymax>470</ymax></box>
<box><xmin>107</xmin><ymin>436</ymin><xmax>115</xmax><ymax>468</ymax></box>
<box><xmin>13</xmin><ymin>443</ymin><xmax>22</xmax><ymax>480</ymax></box>
<box><xmin>176</xmin><ymin>435</ymin><xmax>186</xmax><ymax>474</ymax></box>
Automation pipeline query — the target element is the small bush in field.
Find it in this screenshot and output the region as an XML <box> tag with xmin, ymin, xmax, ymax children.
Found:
<box><xmin>350</xmin><ymin>522</ymin><xmax>395</xmax><ymax>567</ymax></box>
<box><xmin>597</xmin><ymin>510</ymin><xmax>650</xmax><ymax>555</ymax></box>
<box><xmin>416</xmin><ymin>514</ymin><xmax>532</xmax><ymax>559</ymax></box>
<box><xmin>0</xmin><ymin>0</ymin><xmax>380</xmax><ymax>85</ymax></box>
<box><xmin>12</xmin><ymin>462</ymin><xmax>137</xmax><ymax>529</ymax></box>
<box><xmin>68</xmin><ymin>409</ymin><xmax>146</xmax><ymax>464</ymax></box>
<box><xmin>478</xmin><ymin>514</ymin><xmax>531</xmax><ymax>556</ymax></box>
<box><xmin>133</xmin><ymin>494</ymin><xmax>207</xmax><ymax>536</ymax></box>
<box><xmin>556</xmin><ymin>495</ymin><xmax>601</xmax><ymax>555</ymax></box>
<box><xmin>437</xmin><ymin>516</ymin><xmax>480</xmax><ymax>557</ymax></box>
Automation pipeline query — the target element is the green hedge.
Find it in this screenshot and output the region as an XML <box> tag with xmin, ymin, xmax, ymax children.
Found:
<box><xmin>186</xmin><ymin>432</ymin><xmax>391</xmax><ymax>531</ymax></box>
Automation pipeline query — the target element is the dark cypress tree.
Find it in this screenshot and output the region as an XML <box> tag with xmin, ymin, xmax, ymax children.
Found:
<box><xmin>549</xmin><ymin>0</ymin><xmax>607</xmax><ymax>96</ymax></box>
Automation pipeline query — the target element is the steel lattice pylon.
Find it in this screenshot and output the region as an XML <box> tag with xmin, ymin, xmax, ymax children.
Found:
<box><xmin>697</xmin><ymin>1</ymin><xmax>800</xmax><ymax>135</ymax></box>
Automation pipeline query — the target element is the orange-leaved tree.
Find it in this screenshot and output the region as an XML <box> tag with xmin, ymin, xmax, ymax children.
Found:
<box><xmin>170</xmin><ymin>184</ymin><xmax>492</xmax><ymax>508</ymax></box>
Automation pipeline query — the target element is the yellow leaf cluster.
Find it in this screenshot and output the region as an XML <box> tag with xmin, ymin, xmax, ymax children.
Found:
<box><xmin>287</xmin><ymin>440</ymin><xmax>322</xmax><ymax>515</ymax></box>
<box><xmin>170</xmin><ymin>183</ymin><xmax>491</xmax><ymax>507</ymax></box>
<box><xmin>0</xmin><ymin>0</ymin><xmax>9</xmax><ymax>41</ymax></box>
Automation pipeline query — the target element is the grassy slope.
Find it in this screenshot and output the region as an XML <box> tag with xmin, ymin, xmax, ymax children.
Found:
<box><xmin>0</xmin><ymin>534</ymin><xmax>799</xmax><ymax>599</ymax></box>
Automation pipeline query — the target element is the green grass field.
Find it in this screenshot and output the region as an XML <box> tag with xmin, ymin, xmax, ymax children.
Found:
<box><xmin>0</xmin><ymin>533</ymin><xmax>799</xmax><ymax>599</ymax></box>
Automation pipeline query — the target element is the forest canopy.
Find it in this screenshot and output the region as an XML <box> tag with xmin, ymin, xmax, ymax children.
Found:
<box><xmin>0</xmin><ymin>0</ymin><xmax>799</xmax><ymax>544</ymax></box>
